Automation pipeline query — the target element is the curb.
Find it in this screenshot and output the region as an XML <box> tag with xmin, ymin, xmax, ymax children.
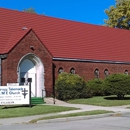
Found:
<box><xmin>36</xmin><ymin>113</ymin><xmax>114</xmax><ymax>124</ymax></box>
<box><xmin>36</xmin><ymin>112</ymin><xmax>130</xmax><ymax>124</ymax></box>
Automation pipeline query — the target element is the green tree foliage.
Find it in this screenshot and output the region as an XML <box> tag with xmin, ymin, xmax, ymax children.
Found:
<box><xmin>23</xmin><ymin>7</ymin><xmax>36</xmax><ymax>14</ymax></box>
<box><xmin>104</xmin><ymin>0</ymin><xmax>130</xmax><ymax>29</ymax></box>
<box><xmin>55</xmin><ymin>72</ymin><xmax>92</xmax><ymax>101</ymax></box>
<box><xmin>86</xmin><ymin>79</ymin><xmax>104</xmax><ymax>96</ymax></box>
<box><xmin>104</xmin><ymin>74</ymin><xmax>130</xmax><ymax>99</ymax></box>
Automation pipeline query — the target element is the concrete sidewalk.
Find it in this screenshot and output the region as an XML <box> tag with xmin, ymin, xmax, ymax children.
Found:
<box><xmin>0</xmin><ymin>98</ymin><xmax>130</xmax><ymax>125</ymax></box>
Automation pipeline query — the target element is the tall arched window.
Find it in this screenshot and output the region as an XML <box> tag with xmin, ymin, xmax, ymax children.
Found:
<box><xmin>124</xmin><ymin>70</ymin><xmax>128</xmax><ymax>75</ymax></box>
<box><xmin>94</xmin><ymin>68</ymin><xmax>99</xmax><ymax>78</ymax></box>
<box><xmin>70</xmin><ymin>68</ymin><xmax>75</xmax><ymax>74</ymax></box>
<box><xmin>58</xmin><ymin>67</ymin><xmax>64</xmax><ymax>74</ymax></box>
<box><xmin>104</xmin><ymin>69</ymin><xmax>109</xmax><ymax>77</ymax></box>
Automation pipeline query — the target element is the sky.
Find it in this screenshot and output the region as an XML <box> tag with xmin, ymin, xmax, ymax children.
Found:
<box><xmin>0</xmin><ymin>0</ymin><xmax>116</xmax><ymax>25</ymax></box>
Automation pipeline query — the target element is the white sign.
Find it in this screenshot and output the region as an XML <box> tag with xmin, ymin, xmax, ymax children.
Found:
<box><xmin>0</xmin><ymin>86</ymin><xmax>30</xmax><ymax>105</ymax></box>
<box><xmin>7</xmin><ymin>83</ymin><xmax>19</xmax><ymax>86</ymax></box>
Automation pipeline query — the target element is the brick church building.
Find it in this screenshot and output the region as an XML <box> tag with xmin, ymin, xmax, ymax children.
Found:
<box><xmin>0</xmin><ymin>8</ymin><xmax>130</xmax><ymax>97</ymax></box>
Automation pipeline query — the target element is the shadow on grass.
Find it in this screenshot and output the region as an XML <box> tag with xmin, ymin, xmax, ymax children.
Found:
<box><xmin>104</xmin><ymin>96</ymin><xmax>130</xmax><ymax>100</ymax></box>
<box><xmin>1</xmin><ymin>105</ymin><xmax>36</xmax><ymax>109</ymax></box>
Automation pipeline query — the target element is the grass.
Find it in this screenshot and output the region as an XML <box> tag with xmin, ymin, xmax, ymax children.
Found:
<box><xmin>1</xmin><ymin>95</ymin><xmax>129</xmax><ymax>119</ymax></box>
<box><xmin>0</xmin><ymin>105</ymin><xmax>79</xmax><ymax>118</ymax></box>
<box><xmin>30</xmin><ymin>110</ymin><xmax>113</xmax><ymax>123</ymax></box>
<box><xmin>68</xmin><ymin>95</ymin><xmax>130</xmax><ymax>107</ymax></box>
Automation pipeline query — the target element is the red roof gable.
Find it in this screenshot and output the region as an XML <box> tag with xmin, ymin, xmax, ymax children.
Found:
<box><xmin>1</xmin><ymin>7</ymin><xmax>130</xmax><ymax>63</ymax></box>
<box><xmin>3</xmin><ymin>29</ymin><xmax>31</xmax><ymax>53</ymax></box>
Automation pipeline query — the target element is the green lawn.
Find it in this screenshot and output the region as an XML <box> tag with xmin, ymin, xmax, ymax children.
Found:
<box><xmin>0</xmin><ymin>105</ymin><xmax>79</xmax><ymax>118</ymax></box>
<box><xmin>30</xmin><ymin>110</ymin><xmax>113</xmax><ymax>123</ymax></box>
<box><xmin>68</xmin><ymin>95</ymin><xmax>130</xmax><ymax>106</ymax></box>
<box><xmin>1</xmin><ymin>95</ymin><xmax>129</xmax><ymax>119</ymax></box>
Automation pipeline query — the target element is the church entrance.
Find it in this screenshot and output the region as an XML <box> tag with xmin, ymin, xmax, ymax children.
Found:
<box><xmin>20</xmin><ymin>59</ymin><xmax>36</xmax><ymax>97</ymax></box>
<box><xmin>17</xmin><ymin>53</ymin><xmax>45</xmax><ymax>97</ymax></box>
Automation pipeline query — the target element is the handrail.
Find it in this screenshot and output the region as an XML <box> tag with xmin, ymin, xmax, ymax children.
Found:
<box><xmin>42</xmin><ymin>89</ymin><xmax>56</xmax><ymax>104</ymax></box>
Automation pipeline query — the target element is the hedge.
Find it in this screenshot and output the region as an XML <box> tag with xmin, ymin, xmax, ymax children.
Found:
<box><xmin>55</xmin><ymin>72</ymin><xmax>92</xmax><ymax>101</ymax></box>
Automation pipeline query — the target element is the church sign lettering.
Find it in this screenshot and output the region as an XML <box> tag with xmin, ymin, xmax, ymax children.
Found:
<box><xmin>0</xmin><ymin>86</ymin><xmax>29</xmax><ymax>105</ymax></box>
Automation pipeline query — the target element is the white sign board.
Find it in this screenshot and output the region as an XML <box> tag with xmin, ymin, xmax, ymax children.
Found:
<box><xmin>0</xmin><ymin>86</ymin><xmax>30</xmax><ymax>105</ymax></box>
<box><xmin>7</xmin><ymin>83</ymin><xmax>19</xmax><ymax>86</ymax></box>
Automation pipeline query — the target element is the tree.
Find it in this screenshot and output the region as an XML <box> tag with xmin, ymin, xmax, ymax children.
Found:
<box><xmin>104</xmin><ymin>0</ymin><xmax>130</xmax><ymax>29</ymax></box>
<box><xmin>23</xmin><ymin>7</ymin><xmax>36</xmax><ymax>14</ymax></box>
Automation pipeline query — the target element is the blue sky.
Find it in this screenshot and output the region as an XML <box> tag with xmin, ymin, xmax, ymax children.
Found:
<box><xmin>0</xmin><ymin>0</ymin><xmax>115</xmax><ymax>25</ymax></box>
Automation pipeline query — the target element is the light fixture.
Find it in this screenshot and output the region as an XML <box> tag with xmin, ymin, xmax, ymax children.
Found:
<box><xmin>30</xmin><ymin>46</ymin><xmax>34</xmax><ymax>50</ymax></box>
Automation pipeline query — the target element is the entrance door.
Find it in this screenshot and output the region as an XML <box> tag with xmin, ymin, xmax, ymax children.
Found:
<box><xmin>19</xmin><ymin>59</ymin><xmax>36</xmax><ymax>97</ymax></box>
<box><xmin>18</xmin><ymin>54</ymin><xmax>45</xmax><ymax>97</ymax></box>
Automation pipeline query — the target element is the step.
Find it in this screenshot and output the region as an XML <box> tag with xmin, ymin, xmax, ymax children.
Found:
<box><xmin>31</xmin><ymin>97</ymin><xmax>45</xmax><ymax>105</ymax></box>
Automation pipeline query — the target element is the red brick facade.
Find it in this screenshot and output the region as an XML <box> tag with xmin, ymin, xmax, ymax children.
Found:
<box><xmin>53</xmin><ymin>60</ymin><xmax>130</xmax><ymax>81</ymax></box>
<box><xmin>2</xmin><ymin>30</ymin><xmax>53</xmax><ymax>94</ymax></box>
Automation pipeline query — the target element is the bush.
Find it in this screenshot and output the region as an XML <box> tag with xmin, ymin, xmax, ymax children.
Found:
<box><xmin>55</xmin><ymin>72</ymin><xmax>92</xmax><ymax>101</ymax></box>
<box><xmin>104</xmin><ymin>74</ymin><xmax>130</xmax><ymax>99</ymax></box>
<box><xmin>86</xmin><ymin>78</ymin><xmax>104</xmax><ymax>96</ymax></box>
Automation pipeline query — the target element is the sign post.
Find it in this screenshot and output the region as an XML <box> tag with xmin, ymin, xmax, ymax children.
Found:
<box><xmin>27</xmin><ymin>78</ymin><xmax>32</xmax><ymax>108</ymax></box>
<box><xmin>29</xmin><ymin>82</ymin><xmax>31</xmax><ymax>107</ymax></box>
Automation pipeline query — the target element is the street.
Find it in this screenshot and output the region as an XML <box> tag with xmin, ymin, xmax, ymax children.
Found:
<box><xmin>0</xmin><ymin>114</ymin><xmax>130</xmax><ymax>130</ymax></box>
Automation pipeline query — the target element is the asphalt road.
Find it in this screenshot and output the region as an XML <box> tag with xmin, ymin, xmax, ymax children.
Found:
<box><xmin>1</xmin><ymin>114</ymin><xmax>130</xmax><ymax>130</ymax></box>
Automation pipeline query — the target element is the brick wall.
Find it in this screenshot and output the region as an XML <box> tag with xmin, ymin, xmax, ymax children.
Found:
<box><xmin>2</xmin><ymin>30</ymin><xmax>53</xmax><ymax>95</ymax></box>
<box><xmin>53</xmin><ymin>60</ymin><xmax>130</xmax><ymax>81</ymax></box>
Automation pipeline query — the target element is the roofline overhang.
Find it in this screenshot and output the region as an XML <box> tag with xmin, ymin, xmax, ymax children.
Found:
<box><xmin>53</xmin><ymin>57</ymin><xmax>130</xmax><ymax>65</ymax></box>
<box><xmin>0</xmin><ymin>54</ymin><xmax>7</xmax><ymax>59</ymax></box>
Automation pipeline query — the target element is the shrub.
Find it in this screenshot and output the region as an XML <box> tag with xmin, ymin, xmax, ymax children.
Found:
<box><xmin>86</xmin><ymin>78</ymin><xmax>104</xmax><ymax>96</ymax></box>
<box><xmin>104</xmin><ymin>74</ymin><xmax>130</xmax><ymax>99</ymax></box>
<box><xmin>55</xmin><ymin>72</ymin><xmax>92</xmax><ymax>101</ymax></box>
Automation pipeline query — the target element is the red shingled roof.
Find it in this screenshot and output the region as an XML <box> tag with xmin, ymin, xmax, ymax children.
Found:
<box><xmin>4</xmin><ymin>29</ymin><xmax>31</xmax><ymax>53</ymax></box>
<box><xmin>0</xmin><ymin>7</ymin><xmax>130</xmax><ymax>62</ymax></box>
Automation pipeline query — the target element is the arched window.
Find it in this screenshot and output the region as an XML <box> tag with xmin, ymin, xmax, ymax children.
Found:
<box><xmin>94</xmin><ymin>68</ymin><xmax>99</xmax><ymax>78</ymax></box>
<box><xmin>104</xmin><ymin>69</ymin><xmax>109</xmax><ymax>77</ymax></box>
<box><xmin>124</xmin><ymin>70</ymin><xmax>128</xmax><ymax>75</ymax></box>
<box><xmin>58</xmin><ymin>67</ymin><xmax>64</xmax><ymax>74</ymax></box>
<box><xmin>70</xmin><ymin>68</ymin><xmax>75</xmax><ymax>74</ymax></box>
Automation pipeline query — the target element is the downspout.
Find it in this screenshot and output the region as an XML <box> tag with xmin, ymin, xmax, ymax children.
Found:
<box><xmin>52</xmin><ymin>63</ymin><xmax>56</xmax><ymax>104</ymax></box>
